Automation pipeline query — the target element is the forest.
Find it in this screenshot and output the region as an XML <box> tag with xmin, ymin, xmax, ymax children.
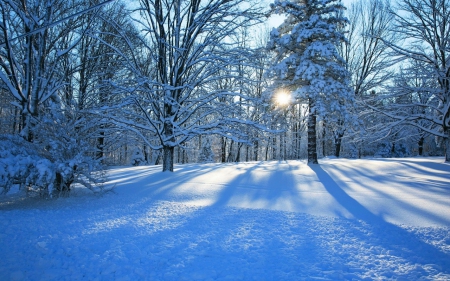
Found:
<box><xmin>1</xmin><ymin>0</ymin><xmax>449</xmax><ymax>197</ymax></box>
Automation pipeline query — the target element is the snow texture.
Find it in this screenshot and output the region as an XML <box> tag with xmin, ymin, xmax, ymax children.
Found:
<box><xmin>1</xmin><ymin>157</ymin><xmax>449</xmax><ymax>280</ymax></box>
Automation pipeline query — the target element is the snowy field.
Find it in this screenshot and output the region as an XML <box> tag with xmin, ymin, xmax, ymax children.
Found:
<box><xmin>1</xmin><ymin>157</ymin><xmax>450</xmax><ymax>280</ymax></box>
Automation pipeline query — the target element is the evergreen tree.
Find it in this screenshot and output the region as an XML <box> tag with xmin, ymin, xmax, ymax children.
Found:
<box><xmin>131</xmin><ymin>148</ymin><xmax>146</xmax><ymax>166</ymax></box>
<box><xmin>268</xmin><ymin>0</ymin><xmax>353</xmax><ymax>164</ymax></box>
<box><xmin>198</xmin><ymin>138</ymin><xmax>215</xmax><ymax>163</ymax></box>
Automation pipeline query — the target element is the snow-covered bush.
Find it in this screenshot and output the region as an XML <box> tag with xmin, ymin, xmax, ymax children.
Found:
<box><xmin>131</xmin><ymin>148</ymin><xmax>146</xmax><ymax>166</ymax></box>
<box><xmin>374</xmin><ymin>141</ymin><xmax>412</xmax><ymax>158</ymax></box>
<box><xmin>374</xmin><ymin>142</ymin><xmax>392</xmax><ymax>158</ymax></box>
<box><xmin>31</xmin><ymin>106</ymin><xmax>106</xmax><ymax>196</ymax></box>
<box><xmin>0</xmin><ymin>135</ymin><xmax>55</xmax><ymax>196</ymax></box>
<box><xmin>0</xmin><ymin>104</ymin><xmax>106</xmax><ymax>197</ymax></box>
<box><xmin>392</xmin><ymin>143</ymin><xmax>410</xmax><ymax>158</ymax></box>
<box><xmin>198</xmin><ymin>138</ymin><xmax>215</xmax><ymax>163</ymax></box>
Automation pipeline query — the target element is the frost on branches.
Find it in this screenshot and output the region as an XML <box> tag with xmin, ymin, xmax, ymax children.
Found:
<box><xmin>0</xmin><ymin>0</ymin><xmax>107</xmax><ymax>197</ymax></box>
<box><xmin>96</xmin><ymin>0</ymin><xmax>265</xmax><ymax>172</ymax></box>
<box><xmin>368</xmin><ymin>0</ymin><xmax>450</xmax><ymax>162</ymax></box>
<box><xmin>268</xmin><ymin>0</ymin><xmax>353</xmax><ymax>164</ymax></box>
<box><xmin>0</xmin><ymin>105</ymin><xmax>106</xmax><ymax>197</ymax></box>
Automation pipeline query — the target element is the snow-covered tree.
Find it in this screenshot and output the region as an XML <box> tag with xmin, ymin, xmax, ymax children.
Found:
<box><xmin>198</xmin><ymin>137</ymin><xmax>215</xmax><ymax>163</ymax></box>
<box><xmin>342</xmin><ymin>0</ymin><xmax>394</xmax><ymax>100</ymax></box>
<box><xmin>131</xmin><ymin>148</ymin><xmax>146</xmax><ymax>166</ymax></box>
<box><xmin>99</xmin><ymin>0</ymin><xmax>265</xmax><ymax>172</ymax></box>
<box><xmin>337</xmin><ymin>0</ymin><xmax>395</xmax><ymax>157</ymax></box>
<box><xmin>363</xmin><ymin>59</ymin><xmax>438</xmax><ymax>157</ymax></box>
<box><xmin>73</xmin><ymin>1</ymin><xmax>139</xmax><ymax>163</ymax></box>
<box><xmin>0</xmin><ymin>0</ymin><xmax>112</xmax><ymax>196</ymax></box>
<box><xmin>268</xmin><ymin>0</ymin><xmax>353</xmax><ymax>164</ymax></box>
<box><xmin>0</xmin><ymin>0</ymin><xmax>94</xmax><ymax>141</ymax></box>
<box><xmin>0</xmin><ymin>103</ymin><xmax>106</xmax><ymax>197</ymax></box>
<box><xmin>371</xmin><ymin>0</ymin><xmax>450</xmax><ymax>162</ymax></box>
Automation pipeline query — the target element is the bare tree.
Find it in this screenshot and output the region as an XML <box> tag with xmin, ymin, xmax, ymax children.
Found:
<box><xmin>100</xmin><ymin>0</ymin><xmax>265</xmax><ymax>172</ymax></box>
<box><xmin>343</xmin><ymin>0</ymin><xmax>395</xmax><ymax>98</ymax></box>
<box><xmin>0</xmin><ymin>0</ymin><xmax>93</xmax><ymax>141</ymax></box>
<box><xmin>336</xmin><ymin>0</ymin><xmax>395</xmax><ymax>157</ymax></box>
<box><xmin>372</xmin><ymin>0</ymin><xmax>450</xmax><ymax>162</ymax></box>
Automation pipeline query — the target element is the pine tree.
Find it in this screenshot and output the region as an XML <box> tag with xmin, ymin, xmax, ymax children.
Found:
<box><xmin>131</xmin><ymin>148</ymin><xmax>146</xmax><ymax>166</ymax></box>
<box><xmin>198</xmin><ymin>138</ymin><xmax>215</xmax><ymax>163</ymax></box>
<box><xmin>268</xmin><ymin>0</ymin><xmax>353</xmax><ymax>164</ymax></box>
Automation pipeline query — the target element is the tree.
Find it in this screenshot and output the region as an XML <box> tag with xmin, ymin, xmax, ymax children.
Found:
<box><xmin>336</xmin><ymin>0</ymin><xmax>395</xmax><ymax>157</ymax></box>
<box><xmin>365</xmin><ymin>59</ymin><xmax>440</xmax><ymax>157</ymax></box>
<box><xmin>373</xmin><ymin>0</ymin><xmax>450</xmax><ymax>162</ymax></box>
<box><xmin>74</xmin><ymin>1</ymin><xmax>138</xmax><ymax>162</ymax></box>
<box><xmin>0</xmin><ymin>0</ymin><xmax>111</xmax><ymax>195</ymax></box>
<box><xmin>343</xmin><ymin>0</ymin><xmax>394</xmax><ymax>100</ymax></box>
<box><xmin>198</xmin><ymin>137</ymin><xmax>215</xmax><ymax>163</ymax></box>
<box><xmin>100</xmin><ymin>0</ymin><xmax>265</xmax><ymax>172</ymax></box>
<box><xmin>0</xmin><ymin>0</ymin><xmax>92</xmax><ymax>141</ymax></box>
<box><xmin>268</xmin><ymin>0</ymin><xmax>353</xmax><ymax>164</ymax></box>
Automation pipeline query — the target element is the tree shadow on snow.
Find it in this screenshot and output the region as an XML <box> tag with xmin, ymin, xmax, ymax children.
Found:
<box><xmin>309</xmin><ymin>163</ymin><xmax>450</xmax><ymax>274</ymax></box>
<box><xmin>209</xmin><ymin>161</ymin><xmax>304</xmax><ymax>211</ymax></box>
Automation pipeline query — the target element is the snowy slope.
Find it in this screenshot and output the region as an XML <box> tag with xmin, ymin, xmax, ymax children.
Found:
<box><xmin>1</xmin><ymin>157</ymin><xmax>449</xmax><ymax>280</ymax></box>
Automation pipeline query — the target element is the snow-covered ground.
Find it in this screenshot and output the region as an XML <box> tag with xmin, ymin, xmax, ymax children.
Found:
<box><xmin>1</xmin><ymin>157</ymin><xmax>449</xmax><ymax>280</ymax></box>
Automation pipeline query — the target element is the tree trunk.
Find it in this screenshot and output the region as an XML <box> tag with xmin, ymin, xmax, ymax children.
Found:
<box><xmin>235</xmin><ymin>142</ymin><xmax>243</xmax><ymax>162</ymax></box>
<box><xmin>246</xmin><ymin>145</ymin><xmax>249</xmax><ymax>162</ymax></box>
<box><xmin>21</xmin><ymin>110</ymin><xmax>33</xmax><ymax>142</ymax></box>
<box><xmin>162</xmin><ymin>118</ymin><xmax>175</xmax><ymax>171</ymax></box>
<box><xmin>272</xmin><ymin>136</ymin><xmax>277</xmax><ymax>160</ymax></box>
<box><xmin>162</xmin><ymin>145</ymin><xmax>174</xmax><ymax>172</ymax></box>
<box><xmin>183</xmin><ymin>149</ymin><xmax>187</xmax><ymax>164</ymax></box>
<box><xmin>297</xmin><ymin>135</ymin><xmax>302</xmax><ymax>159</ymax></box>
<box><xmin>12</xmin><ymin>107</ymin><xmax>20</xmax><ymax>134</ymax></box>
<box><xmin>334</xmin><ymin>119</ymin><xmax>345</xmax><ymax>158</ymax></box>
<box><xmin>334</xmin><ymin>129</ymin><xmax>345</xmax><ymax>158</ymax></box>
<box><xmin>418</xmin><ymin>136</ymin><xmax>424</xmax><ymax>156</ymax></box>
<box><xmin>265</xmin><ymin>138</ymin><xmax>269</xmax><ymax>161</ymax></box>
<box><xmin>154</xmin><ymin>150</ymin><xmax>161</xmax><ymax>165</ymax></box>
<box><xmin>253</xmin><ymin>140</ymin><xmax>259</xmax><ymax>161</ymax></box>
<box><xmin>322</xmin><ymin>124</ymin><xmax>326</xmax><ymax>157</ymax></box>
<box><xmin>221</xmin><ymin>137</ymin><xmax>226</xmax><ymax>163</ymax></box>
<box><xmin>445</xmin><ymin>128</ymin><xmax>450</xmax><ymax>163</ymax></box>
<box><xmin>227</xmin><ymin>140</ymin><xmax>234</xmax><ymax>162</ymax></box>
<box><xmin>279</xmin><ymin>133</ymin><xmax>283</xmax><ymax>160</ymax></box>
<box><xmin>293</xmin><ymin>122</ymin><xmax>298</xmax><ymax>159</ymax></box>
<box><xmin>96</xmin><ymin>129</ymin><xmax>105</xmax><ymax>161</ymax></box>
<box><xmin>307</xmin><ymin>98</ymin><xmax>318</xmax><ymax>164</ymax></box>
<box><xmin>143</xmin><ymin>145</ymin><xmax>149</xmax><ymax>163</ymax></box>
<box><xmin>335</xmin><ymin>137</ymin><xmax>342</xmax><ymax>158</ymax></box>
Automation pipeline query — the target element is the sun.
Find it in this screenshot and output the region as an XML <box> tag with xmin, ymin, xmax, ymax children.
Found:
<box><xmin>274</xmin><ymin>90</ymin><xmax>291</xmax><ymax>107</ymax></box>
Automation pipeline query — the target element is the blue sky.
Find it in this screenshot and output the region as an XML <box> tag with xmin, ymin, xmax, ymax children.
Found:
<box><xmin>267</xmin><ymin>0</ymin><xmax>356</xmax><ymax>28</ymax></box>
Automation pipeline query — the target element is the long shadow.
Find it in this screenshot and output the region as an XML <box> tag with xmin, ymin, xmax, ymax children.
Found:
<box><xmin>377</xmin><ymin>157</ymin><xmax>450</xmax><ymax>174</ymax></box>
<box><xmin>331</xmin><ymin>159</ymin><xmax>450</xmax><ymax>225</ymax></box>
<box><xmin>309</xmin><ymin>163</ymin><xmax>450</xmax><ymax>272</ymax></box>
<box><xmin>0</xmin><ymin>163</ymin><xmax>222</xmax><ymax>211</ymax></box>
<box><xmin>209</xmin><ymin>161</ymin><xmax>265</xmax><ymax>208</ymax></box>
<box><xmin>209</xmin><ymin>161</ymin><xmax>304</xmax><ymax>211</ymax></box>
<box><xmin>325</xmin><ymin>161</ymin><xmax>450</xmax><ymax>225</ymax></box>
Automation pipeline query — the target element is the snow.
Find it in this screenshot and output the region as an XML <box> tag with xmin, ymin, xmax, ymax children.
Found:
<box><xmin>1</xmin><ymin>157</ymin><xmax>450</xmax><ymax>280</ymax></box>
